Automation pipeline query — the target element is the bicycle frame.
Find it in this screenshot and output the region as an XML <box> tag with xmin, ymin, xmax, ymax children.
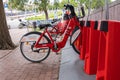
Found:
<box><xmin>34</xmin><ymin>16</ymin><xmax>81</xmax><ymax>52</ymax></box>
<box><xmin>49</xmin><ymin>20</ymin><xmax>69</xmax><ymax>36</ymax></box>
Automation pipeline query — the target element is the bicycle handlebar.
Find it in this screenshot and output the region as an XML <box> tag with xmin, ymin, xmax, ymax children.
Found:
<box><xmin>51</xmin><ymin>4</ymin><xmax>85</xmax><ymax>23</ymax></box>
<box><xmin>80</xmin><ymin>6</ymin><xmax>85</xmax><ymax>18</ymax></box>
<box><xmin>64</xmin><ymin>4</ymin><xmax>76</xmax><ymax>18</ymax></box>
<box><xmin>64</xmin><ymin>4</ymin><xmax>69</xmax><ymax>10</ymax></box>
<box><xmin>64</xmin><ymin>4</ymin><xmax>85</xmax><ymax>19</ymax></box>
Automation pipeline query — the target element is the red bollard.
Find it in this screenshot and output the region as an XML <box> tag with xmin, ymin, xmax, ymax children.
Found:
<box><xmin>84</xmin><ymin>21</ymin><xmax>100</xmax><ymax>75</ymax></box>
<box><xmin>80</xmin><ymin>21</ymin><xmax>90</xmax><ymax>60</ymax></box>
<box><xmin>96</xmin><ymin>21</ymin><xmax>120</xmax><ymax>80</ymax></box>
<box><xmin>104</xmin><ymin>21</ymin><xmax>120</xmax><ymax>80</ymax></box>
<box><xmin>96</xmin><ymin>21</ymin><xmax>108</xmax><ymax>80</ymax></box>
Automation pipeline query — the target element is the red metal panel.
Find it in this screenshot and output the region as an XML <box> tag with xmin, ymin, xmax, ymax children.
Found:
<box><xmin>84</xmin><ymin>21</ymin><xmax>100</xmax><ymax>75</ymax></box>
<box><xmin>80</xmin><ymin>21</ymin><xmax>91</xmax><ymax>60</ymax></box>
<box><xmin>96</xmin><ymin>21</ymin><xmax>120</xmax><ymax>80</ymax></box>
<box><xmin>80</xmin><ymin>27</ymin><xmax>87</xmax><ymax>60</ymax></box>
<box><xmin>96</xmin><ymin>21</ymin><xmax>108</xmax><ymax>80</ymax></box>
<box><xmin>105</xmin><ymin>21</ymin><xmax>120</xmax><ymax>80</ymax></box>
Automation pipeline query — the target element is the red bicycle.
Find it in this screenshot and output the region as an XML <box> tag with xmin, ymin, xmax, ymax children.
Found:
<box><xmin>20</xmin><ymin>4</ymin><xmax>85</xmax><ymax>63</ymax></box>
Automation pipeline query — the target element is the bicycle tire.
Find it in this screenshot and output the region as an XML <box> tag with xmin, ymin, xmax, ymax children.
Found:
<box><xmin>20</xmin><ymin>32</ymin><xmax>51</xmax><ymax>63</ymax></box>
<box><xmin>70</xmin><ymin>26</ymin><xmax>81</xmax><ymax>54</ymax></box>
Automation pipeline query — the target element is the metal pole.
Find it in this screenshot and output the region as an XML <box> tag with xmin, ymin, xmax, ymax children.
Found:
<box><xmin>87</xmin><ymin>0</ymin><xmax>91</xmax><ymax>21</ymax></box>
<box><xmin>78</xmin><ymin>0</ymin><xmax>80</xmax><ymax>17</ymax></box>
<box><xmin>68</xmin><ymin>0</ymin><xmax>69</xmax><ymax>3</ymax></box>
<box><xmin>105</xmin><ymin>0</ymin><xmax>109</xmax><ymax>20</ymax></box>
<box><xmin>25</xmin><ymin>7</ymin><xmax>27</xmax><ymax>19</ymax></box>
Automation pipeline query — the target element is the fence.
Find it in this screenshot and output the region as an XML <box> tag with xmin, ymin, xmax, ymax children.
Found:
<box><xmin>84</xmin><ymin>0</ymin><xmax>120</xmax><ymax>21</ymax></box>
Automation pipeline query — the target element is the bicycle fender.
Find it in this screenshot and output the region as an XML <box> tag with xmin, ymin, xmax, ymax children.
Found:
<box><xmin>20</xmin><ymin>32</ymin><xmax>40</xmax><ymax>42</ymax></box>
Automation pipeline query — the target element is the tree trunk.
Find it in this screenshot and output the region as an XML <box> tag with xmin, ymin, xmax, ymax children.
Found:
<box><xmin>0</xmin><ymin>0</ymin><xmax>15</xmax><ymax>50</ymax></box>
<box><xmin>44</xmin><ymin>9</ymin><xmax>49</xmax><ymax>20</ymax></box>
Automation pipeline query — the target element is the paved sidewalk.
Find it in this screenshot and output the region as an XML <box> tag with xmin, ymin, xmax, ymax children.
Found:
<box><xmin>9</xmin><ymin>29</ymin><xmax>30</xmax><ymax>45</ymax></box>
<box><xmin>0</xmin><ymin>29</ymin><xmax>61</xmax><ymax>80</ymax></box>
<box><xmin>59</xmin><ymin>41</ymin><xmax>96</xmax><ymax>80</ymax></box>
<box><xmin>0</xmin><ymin>47</ymin><xmax>61</xmax><ymax>80</ymax></box>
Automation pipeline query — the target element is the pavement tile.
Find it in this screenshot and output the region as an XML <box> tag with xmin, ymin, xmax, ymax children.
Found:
<box><xmin>0</xmin><ymin>29</ymin><xmax>60</xmax><ymax>80</ymax></box>
<box><xmin>59</xmin><ymin>41</ymin><xmax>96</xmax><ymax>80</ymax></box>
<box><xmin>0</xmin><ymin>47</ymin><xmax>61</xmax><ymax>80</ymax></box>
<box><xmin>0</xmin><ymin>50</ymin><xmax>12</xmax><ymax>59</ymax></box>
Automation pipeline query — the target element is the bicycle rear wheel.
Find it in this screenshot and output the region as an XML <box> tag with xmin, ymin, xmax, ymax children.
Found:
<box><xmin>20</xmin><ymin>32</ymin><xmax>51</xmax><ymax>63</ymax></box>
<box><xmin>70</xmin><ymin>26</ymin><xmax>81</xmax><ymax>54</ymax></box>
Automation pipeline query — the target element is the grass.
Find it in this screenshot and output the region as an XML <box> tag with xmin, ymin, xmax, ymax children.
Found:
<box><xmin>26</xmin><ymin>10</ymin><xmax>62</xmax><ymax>20</ymax></box>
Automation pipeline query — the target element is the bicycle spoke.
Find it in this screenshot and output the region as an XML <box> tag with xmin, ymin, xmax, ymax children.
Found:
<box><xmin>20</xmin><ymin>32</ymin><xmax>50</xmax><ymax>63</ymax></box>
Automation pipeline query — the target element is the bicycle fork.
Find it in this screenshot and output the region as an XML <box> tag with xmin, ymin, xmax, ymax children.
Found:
<box><xmin>53</xmin><ymin>34</ymin><xmax>58</xmax><ymax>50</ymax></box>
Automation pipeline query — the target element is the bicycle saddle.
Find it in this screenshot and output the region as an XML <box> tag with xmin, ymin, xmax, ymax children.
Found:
<box><xmin>38</xmin><ymin>24</ymin><xmax>52</xmax><ymax>29</ymax></box>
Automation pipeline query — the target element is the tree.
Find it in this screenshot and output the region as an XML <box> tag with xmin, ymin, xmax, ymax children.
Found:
<box><xmin>0</xmin><ymin>0</ymin><xmax>15</xmax><ymax>49</ymax></box>
<box><xmin>34</xmin><ymin>0</ymin><xmax>49</xmax><ymax>20</ymax></box>
<box><xmin>8</xmin><ymin>0</ymin><xmax>28</xmax><ymax>10</ymax></box>
<box><xmin>59</xmin><ymin>0</ymin><xmax>68</xmax><ymax>9</ymax></box>
<box><xmin>54</xmin><ymin>0</ymin><xmax>59</xmax><ymax>9</ymax></box>
<box><xmin>69</xmin><ymin>0</ymin><xmax>78</xmax><ymax>7</ymax></box>
<box><xmin>78</xmin><ymin>0</ymin><xmax>112</xmax><ymax>9</ymax></box>
<box><xmin>59</xmin><ymin>0</ymin><xmax>78</xmax><ymax>9</ymax></box>
<box><xmin>48</xmin><ymin>4</ymin><xmax>54</xmax><ymax>10</ymax></box>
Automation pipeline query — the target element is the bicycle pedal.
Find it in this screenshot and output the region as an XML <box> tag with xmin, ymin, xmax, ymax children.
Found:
<box><xmin>55</xmin><ymin>50</ymin><xmax>62</xmax><ymax>55</ymax></box>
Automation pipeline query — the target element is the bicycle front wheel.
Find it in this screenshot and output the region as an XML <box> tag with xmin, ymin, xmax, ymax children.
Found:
<box><xmin>20</xmin><ymin>32</ymin><xmax>51</xmax><ymax>63</ymax></box>
<box><xmin>70</xmin><ymin>26</ymin><xmax>81</xmax><ymax>54</ymax></box>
